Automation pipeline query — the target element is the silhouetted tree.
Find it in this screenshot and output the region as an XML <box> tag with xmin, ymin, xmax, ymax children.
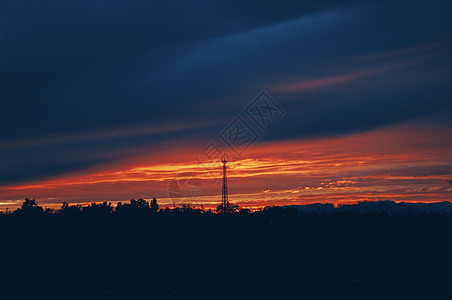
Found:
<box><xmin>238</xmin><ymin>208</ymin><xmax>251</xmax><ymax>214</ymax></box>
<box><xmin>116</xmin><ymin>199</ymin><xmax>154</xmax><ymax>215</ymax></box>
<box><xmin>59</xmin><ymin>202</ymin><xmax>82</xmax><ymax>216</ymax></box>
<box><xmin>83</xmin><ymin>202</ymin><xmax>113</xmax><ymax>215</ymax></box>
<box><xmin>216</xmin><ymin>202</ymin><xmax>241</xmax><ymax>214</ymax></box>
<box><xmin>151</xmin><ymin>198</ymin><xmax>159</xmax><ymax>212</ymax></box>
<box><xmin>61</xmin><ymin>202</ymin><xmax>69</xmax><ymax>211</ymax></box>
<box><xmin>15</xmin><ymin>198</ymin><xmax>44</xmax><ymax>214</ymax></box>
<box><xmin>115</xmin><ymin>201</ymin><xmax>130</xmax><ymax>214</ymax></box>
<box><xmin>131</xmin><ymin>198</ymin><xmax>150</xmax><ymax>210</ymax></box>
<box><xmin>182</xmin><ymin>204</ymin><xmax>192</xmax><ymax>212</ymax></box>
<box><xmin>22</xmin><ymin>198</ymin><xmax>39</xmax><ymax>210</ymax></box>
<box><xmin>160</xmin><ymin>207</ymin><xmax>172</xmax><ymax>214</ymax></box>
<box><xmin>44</xmin><ymin>208</ymin><xmax>54</xmax><ymax>214</ymax></box>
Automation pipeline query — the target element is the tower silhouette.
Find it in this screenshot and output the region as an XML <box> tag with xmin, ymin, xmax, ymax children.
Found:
<box><xmin>221</xmin><ymin>156</ymin><xmax>229</xmax><ymax>209</ymax></box>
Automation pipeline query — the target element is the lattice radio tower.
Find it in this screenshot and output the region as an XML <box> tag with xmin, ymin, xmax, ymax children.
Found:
<box><xmin>221</xmin><ymin>155</ymin><xmax>229</xmax><ymax>209</ymax></box>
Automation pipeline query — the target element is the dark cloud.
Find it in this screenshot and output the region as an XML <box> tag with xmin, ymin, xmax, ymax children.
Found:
<box><xmin>1</xmin><ymin>0</ymin><xmax>452</xmax><ymax>185</ymax></box>
<box><xmin>447</xmin><ymin>180</ymin><xmax>452</xmax><ymax>186</ymax></box>
<box><xmin>0</xmin><ymin>121</ymin><xmax>215</xmax><ymax>185</ymax></box>
<box><xmin>0</xmin><ymin>0</ymin><xmax>367</xmax><ymax>138</ymax></box>
<box><xmin>0</xmin><ymin>157</ymin><xmax>109</xmax><ymax>186</ymax></box>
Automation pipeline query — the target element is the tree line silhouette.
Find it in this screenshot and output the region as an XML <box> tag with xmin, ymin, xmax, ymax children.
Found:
<box><xmin>1</xmin><ymin>197</ymin><xmax>247</xmax><ymax>217</ymax></box>
<box><xmin>2</xmin><ymin>198</ymin><xmax>452</xmax><ymax>299</ymax></box>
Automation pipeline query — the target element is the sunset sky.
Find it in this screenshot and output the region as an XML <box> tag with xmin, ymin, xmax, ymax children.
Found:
<box><xmin>1</xmin><ymin>0</ymin><xmax>451</xmax><ymax>210</ymax></box>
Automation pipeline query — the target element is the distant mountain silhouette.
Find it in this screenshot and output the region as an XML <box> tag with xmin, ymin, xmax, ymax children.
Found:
<box><xmin>284</xmin><ymin>200</ymin><xmax>452</xmax><ymax>215</ymax></box>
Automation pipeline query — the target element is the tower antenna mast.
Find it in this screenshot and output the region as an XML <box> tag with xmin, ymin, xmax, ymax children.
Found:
<box><xmin>221</xmin><ymin>155</ymin><xmax>229</xmax><ymax>210</ymax></box>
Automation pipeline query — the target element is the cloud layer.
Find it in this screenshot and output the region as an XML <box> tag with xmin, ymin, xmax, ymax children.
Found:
<box><xmin>1</xmin><ymin>0</ymin><xmax>452</xmax><ymax>203</ymax></box>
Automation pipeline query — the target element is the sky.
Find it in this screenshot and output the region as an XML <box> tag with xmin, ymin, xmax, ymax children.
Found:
<box><xmin>1</xmin><ymin>0</ymin><xmax>452</xmax><ymax>210</ymax></box>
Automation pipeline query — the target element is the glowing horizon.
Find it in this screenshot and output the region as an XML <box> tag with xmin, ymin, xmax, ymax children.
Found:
<box><xmin>1</xmin><ymin>118</ymin><xmax>451</xmax><ymax>211</ymax></box>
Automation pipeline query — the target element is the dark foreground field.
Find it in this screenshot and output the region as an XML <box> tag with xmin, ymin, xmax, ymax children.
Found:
<box><xmin>2</xmin><ymin>206</ymin><xmax>452</xmax><ymax>299</ymax></box>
